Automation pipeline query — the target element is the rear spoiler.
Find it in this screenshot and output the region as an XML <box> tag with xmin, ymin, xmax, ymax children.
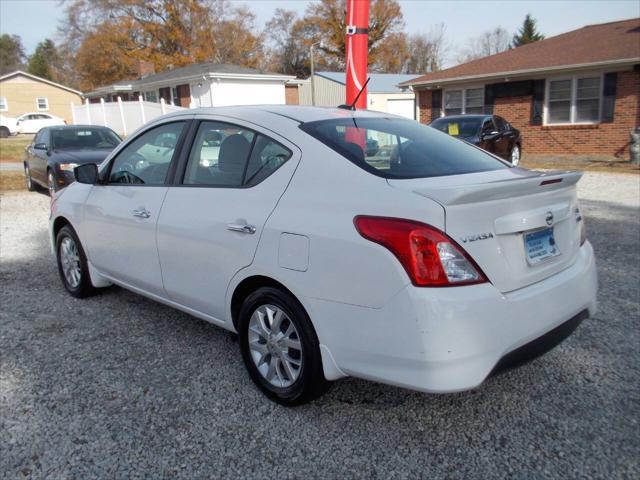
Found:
<box><xmin>408</xmin><ymin>170</ymin><xmax>583</xmax><ymax>206</ymax></box>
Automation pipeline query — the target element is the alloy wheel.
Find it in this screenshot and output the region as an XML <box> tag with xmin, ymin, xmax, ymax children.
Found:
<box><xmin>48</xmin><ymin>172</ymin><xmax>56</xmax><ymax>196</ymax></box>
<box><xmin>511</xmin><ymin>146</ymin><xmax>521</xmax><ymax>166</ymax></box>
<box><xmin>25</xmin><ymin>166</ymin><xmax>32</xmax><ymax>190</ymax></box>
<box><xmin>247</xmin><ymin>304</ymin><xmax>303</xmax><ymax>388</ymax></box>
<box><xmin>60</xmin><ymin>236</ymin><xmax>82</xmax><ymax>288</ymax></box>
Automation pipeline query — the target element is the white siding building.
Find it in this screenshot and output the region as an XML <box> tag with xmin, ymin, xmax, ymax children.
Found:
<box><xmin>298</xmin><ymin>72</ymin><xmax>418</xmax><ymax>119</ymax></box>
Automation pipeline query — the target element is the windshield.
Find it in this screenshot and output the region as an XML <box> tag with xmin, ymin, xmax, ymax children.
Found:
<box><xmin>300</xmin><ymin>117</ymin><xmax>507</xmax><ymax>179</ymax></box>
<box><xmin>430</xmin><ymin>117</ymin><xmax>483</xmax><ymax>138</ymax></box>
<box><xmin>51</xmin><ymin>128</ymin><xmax>121</xmax><ymax>150</ymax></box>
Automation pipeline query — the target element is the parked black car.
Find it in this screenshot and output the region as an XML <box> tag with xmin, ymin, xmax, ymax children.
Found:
<box><xmin>430</xmin><ymin>114</ymin><xmax>522</xmax><ymax>165</ymax></box>
<box><xmin>24</xmin><ymin>125</ymin><xmax>121</xmax><ymax>195</ymax></box>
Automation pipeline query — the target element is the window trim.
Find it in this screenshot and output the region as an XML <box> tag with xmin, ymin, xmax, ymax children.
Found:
<box><xmin>0</xmin><ymin>97</ymin><xmax>7</xmax><ymax>111</ymax></box>
<box><xmin>441</xmin><ymin>85</ymin><xmax>485</xmax><ymax>116</ymax></box>
<box><xmin>36</xmin><ymin>97</ymin><xmax>49</xmax><ymax>111</ymax></box>
<box><xmin>544</xmin><ymin>73</ymin><xmax>604</xmax><ymax>126</ymax></box>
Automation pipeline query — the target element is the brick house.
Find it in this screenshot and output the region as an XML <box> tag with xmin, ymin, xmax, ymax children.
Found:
<box><xmin>401</xmin><ymin>18</ymin><xmax>640</xmax><ymax>159</ymax></box>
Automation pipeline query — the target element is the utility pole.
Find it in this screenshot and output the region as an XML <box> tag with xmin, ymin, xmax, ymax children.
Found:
<box><xmin>310</xmin><ymin>41</ymin><xmax>323</xmax><ymax>106</ymax></box>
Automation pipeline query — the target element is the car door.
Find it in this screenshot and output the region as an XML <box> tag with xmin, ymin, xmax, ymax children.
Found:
<box><xmin>156</xmin><ymin>118</ymin><xmax>300</xmax><ymax>321</ymax></box>
<box><xmin>494</xmin><ymin>116</ymin><xmax>514</xmax><ymax>159</ymax></box>
<box><xmin>28</xmin><ymin>129</ymin><xmax>50</xmax><ymax>184</ymax></box>
<box><xmin>82</xmin><ymin>120</ymin><xmax>188</xmax><ymax>297</ymax></box>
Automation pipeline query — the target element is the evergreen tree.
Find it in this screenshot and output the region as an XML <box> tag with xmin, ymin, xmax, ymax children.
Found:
<box><xmin>0</xmin><ymin>34</ymin><xmax>26</xmax><ymax>75</ymax></box>
<box><xmin>27</xmin><ymin>39</ymin><xmax>58</xmax><ymax>80</ymax></box>
<box><xmin>512</xmin><ymin>14</ymin><xmax>545</xmax><ymax>47</ymax></box>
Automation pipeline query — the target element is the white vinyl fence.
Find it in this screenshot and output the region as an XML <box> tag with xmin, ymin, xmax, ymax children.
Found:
<box><xmin>71</xmin><ymin>97</ymin><xmax>185</xmax><ymax>136</ymax></box>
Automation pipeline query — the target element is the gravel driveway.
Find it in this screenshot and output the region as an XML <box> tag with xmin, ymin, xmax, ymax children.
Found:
<box><xmin>1</xmin><ymin>172</ymin><xmax>639</xmax><ymax>479</ymax></box>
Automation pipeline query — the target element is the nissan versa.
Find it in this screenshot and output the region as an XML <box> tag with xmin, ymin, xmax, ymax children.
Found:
<box><xmin>49</xmin><ymin>106</ymin><xmax>598</xmax><ymax>405</ymax></box>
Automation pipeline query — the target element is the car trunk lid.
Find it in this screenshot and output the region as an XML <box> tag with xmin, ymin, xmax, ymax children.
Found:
<box><xmin>388</xmin><ymin>169</ymin><xmax>584</xmax><ymax>293</ymax></box>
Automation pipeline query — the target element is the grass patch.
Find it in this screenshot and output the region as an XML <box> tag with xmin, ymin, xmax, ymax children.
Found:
<box><xmin>0</xmin><ymin>171</ymin><xmax>27</xmax><ymax>191</ymax></box>
<box><xmin>0</xmin><ymin>136</ymin><xmax>32</xmax><ymax>163</ymax></box>
<box><xmin>520</xmin><ymin>155</ymin><xmax>639</xmax><ymax>174</ymax></box>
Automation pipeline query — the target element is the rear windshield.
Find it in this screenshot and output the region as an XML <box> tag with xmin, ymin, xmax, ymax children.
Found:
<box><xmin>299</xmin><ymin>117</ymin><xmax>507</xmax><ymax>179</ymax></box>
<box><xmin>430</xmin><ymin>117</ymin><xmax>482</xmax><ymax>137</ymax></box>
<box><xmin>51</xmin><ymin>128</ymin><xmax>121</xmax><ymax>150</ymax></box>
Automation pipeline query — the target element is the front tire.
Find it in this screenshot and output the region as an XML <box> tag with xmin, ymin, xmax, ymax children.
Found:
<box><xmin>48</xmin><ymin>170</ymin><xmax>57</xmax><ymax>197</ymax></box>
<box><xmin>0</xmin><ymin>126</ymin><xmax>9</xmax><ymax>138</ymax></box>
<box><xmin>510</xmin><ymin>145</ymin><xmax>521</xmax><ymax>166</ymax></box>
<box><xmin>238</xmin><ymin>287</ymin><xmax>329</xmax><ymax>406</ymax></box>
<box><xmin>24</xmin><ymin>165</ymin><xmax>36</xmax><ymax>191</ymax></box>
<box><xmin>55</xmin><ymin>225</ymin><xmax>97</xmax><ymax>298</ymax></box>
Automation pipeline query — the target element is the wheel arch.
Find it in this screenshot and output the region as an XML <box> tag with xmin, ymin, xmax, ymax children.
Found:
<box><xmin>230</xmin><ymin>275</ymin><xmax>299</xmax><ymax>332</ymax></box>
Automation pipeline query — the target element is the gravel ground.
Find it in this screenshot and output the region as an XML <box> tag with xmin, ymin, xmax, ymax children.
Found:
<box><xmin>1</xmin><ymin>172</ymin><xmax>639</xmax><ymax>479</ymax></box>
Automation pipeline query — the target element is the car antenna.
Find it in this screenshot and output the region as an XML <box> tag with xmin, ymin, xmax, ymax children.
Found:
<box><xmin>338</xmin><ymin>77</ymin><xmax>371</xmax><ymax>111</ymax></box>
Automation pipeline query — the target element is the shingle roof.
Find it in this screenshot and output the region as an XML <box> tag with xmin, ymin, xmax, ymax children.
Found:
<box><xmin>316</xmin><ymin>72</ymin><xmax>417</xmax><ymax>93</ymax></box>
<box><xmin>134</xmin><ymin>62</ymin><xmax>290</xmax><ymax>85</ymax></box>
<box><xmin>401</xmin><ymin>18</ymin><xmax>640</xmax><ymax>87</ymax></box>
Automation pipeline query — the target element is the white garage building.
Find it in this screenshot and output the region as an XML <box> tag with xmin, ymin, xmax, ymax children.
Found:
<box><xmin>298</xmin><ymin>72</ymin><xmax>418</xmax><ymax>119</ymax></box>
<box><xmin>84</xmin><ymin>63</ymin><xmax>296</xmax><ymax>108</ymax></box>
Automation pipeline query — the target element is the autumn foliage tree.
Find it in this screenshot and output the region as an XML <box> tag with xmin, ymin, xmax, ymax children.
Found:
<box><xmin>61</xmin><ymin>0</ymin><xmax>264</xmax><ymax>90</ymax></box>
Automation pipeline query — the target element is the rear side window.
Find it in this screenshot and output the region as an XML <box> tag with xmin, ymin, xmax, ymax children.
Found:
<box><xmin>300</xmin><ymin>117</ymin><xmax>507</xmax><ymax>179</ymax></box>
<box><xmin>183</xmin><ymin>121</ymin><xmax>292</xmax><ymax>187</ymax></box>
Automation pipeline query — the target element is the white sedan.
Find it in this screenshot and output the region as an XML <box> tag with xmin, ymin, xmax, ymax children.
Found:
<box><xmin>49</xmin><ymin>106</ymin><xmax>598</xmax><ymax>405</ymax></box>
<box><xmin>16</xmin><ymin>112</ymin><xmax>65</xmax><ymax>134</ymax></box>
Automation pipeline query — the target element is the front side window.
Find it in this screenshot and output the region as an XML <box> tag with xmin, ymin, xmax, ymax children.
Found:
<box><xmin>183</xmin><ymin>121</ymin><xmax>291</xmax><ymax>187</ymax></box>
<box><xmin>301</xmin><ymin>117</ymin><xmax>507</xmax><ymax>179</ymax></box>
<box><xmin>547</xmin><ymin>76</ymin><xmax>601</xmax><ymax>124</ymax></box>
<box><xmin>0</xmin><ymin>97</ymin><xmax>7</xmax><ymax>111</ymax></box>
<box><xmin>444</xmin><ymin>88</ymin><xmax>484</xmax><ymax>116</ymax></box>
<box><xmin>108</xmin><ymin>122</ymin><xmax>184</xmax><ymax>185</ymax></box>
<box><xmin>36</xmin><ymin>98</ymin><xmax>48</xmax><ymax>110</ymax></box>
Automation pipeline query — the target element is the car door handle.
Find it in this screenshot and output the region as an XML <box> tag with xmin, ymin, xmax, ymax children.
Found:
<box><xmin>227</xmin><ymin>223</ymin><xmax>256</xmax><ymax>234</ymax></box>
<box><xmin>132</xmin><ymin>208</ymin><xmax>151</xmax><ymax>219</ymax></box>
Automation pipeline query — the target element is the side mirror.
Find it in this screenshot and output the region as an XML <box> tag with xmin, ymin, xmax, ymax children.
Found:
<box><xmin>482</xmin><ymin>130</ymin><xmax>500</xmax><ymax>140</ymax></box>
<box><xmin>74</xmin><ymin>163</ymin><xmax>99</xmax><ymax>185</ymax></box>
<box><xmin>34</xmin><ymin>143</ymin><xmax>48</xmax><ymax>150</ymax></box>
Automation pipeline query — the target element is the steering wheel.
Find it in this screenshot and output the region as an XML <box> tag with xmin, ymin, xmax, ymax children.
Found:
<box><xmin>111</xmin><ymin>170</ymin><xmax>145</xmax><ymax>184</ymax></box>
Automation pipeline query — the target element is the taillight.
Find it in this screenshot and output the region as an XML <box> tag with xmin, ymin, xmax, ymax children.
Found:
<box><xmin>354</xmin><ymin>216</ymin><xmax>487</xmax><ymax>287</ymax></box>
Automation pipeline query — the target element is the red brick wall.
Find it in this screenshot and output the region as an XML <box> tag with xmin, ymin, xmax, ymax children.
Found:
<box><xmin>417</xmin><ymin>70</ymin><xmax>640</xmax><ymax>159</ymax></box>
<box><xmin>285</xmin><ymin>85</ymin><xmax>299</xmax><ymax>105</ymax></box>
<box><xmin>418</xmin><ymin>89</ymin><xmax>434</xmax><ymax>124</ymax></box>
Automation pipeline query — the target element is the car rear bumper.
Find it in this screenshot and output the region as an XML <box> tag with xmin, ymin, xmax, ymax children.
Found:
<box><xmin>306</xmin><ymin>241</ymin><xmax>598</xmax><ymax>392</ymax></box>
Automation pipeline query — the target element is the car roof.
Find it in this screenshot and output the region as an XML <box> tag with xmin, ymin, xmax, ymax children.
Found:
<box><xmin>432</xmin><ymin>114</ymin><xmax>491</xmax><ymax>122</ymax></box>
<box><xmin>162</xmin><ymin>105</ymin><xmax>405</xmax><ymax>124</ymax></box>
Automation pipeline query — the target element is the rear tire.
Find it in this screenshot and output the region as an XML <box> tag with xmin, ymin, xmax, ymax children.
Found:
<box><xmin>55</xmin><ymin>225</ymin><xmax>97</xmax><ymax>298</ymax></box>
<box><xmin>0</xmin><ymin>126</ymin><xmax>9</xmax><ymax>138</ymax></box>
<box><xmin>238</xmin><ymin>286</ymin><xmax>329</xmax><ymax>406</ymax></box>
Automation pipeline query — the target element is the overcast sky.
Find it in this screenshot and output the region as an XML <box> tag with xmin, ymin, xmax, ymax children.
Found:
<box><xmin>1</xmin><ymin>0</ymin><xmax>638</xmax><ymax>66</ymax></box>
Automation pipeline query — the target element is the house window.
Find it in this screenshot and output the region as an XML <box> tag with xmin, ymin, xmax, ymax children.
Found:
<box><xmin>0</xmin><ymin>97</ymin><xmax>7</xmax><ymax>111</ymax></box>
<box><xmin>443</xmin><ymin>87</ymin><xmax>484</xmax><ymax>116</ymax></box>
<box><xmin>546</xmin><ymin>76</ymin><xmax>601</xmax><ymax>124</ymax></box>
<box><xmin>143</xmin><ymin>91</ymin><xmax>158</xmax><ymax>103</ymax></box>
<box><xmin>171</xmin><ymin>87</ymin><xmax>180</xmax><ymax>106</ymax></box>
<box><xmin>36</xmin><ymin>97</ymin><xmax>49</xmax><ymax>111</ymax></box>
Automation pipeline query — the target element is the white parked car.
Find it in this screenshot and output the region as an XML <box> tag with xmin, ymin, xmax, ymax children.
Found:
<box><xmin>0</xmin><ymin>114</ymin><xmax>19</xmax><ymax>137</ymax></box>
<box><xmin>16</xmin><ymin>112</ymin><xmax>65</xmax><ymax>134</ymax></box>
<box><xmin>49</xmin><ymin>106</ymin><xmax>598</xmax><ymax>405</ymax></box>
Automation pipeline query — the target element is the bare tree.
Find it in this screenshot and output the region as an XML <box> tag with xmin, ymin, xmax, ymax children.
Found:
<box><xmin>457</xmin><ymin>27</ymin><xmax>511</xmax><ymax>64</ymax></box>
